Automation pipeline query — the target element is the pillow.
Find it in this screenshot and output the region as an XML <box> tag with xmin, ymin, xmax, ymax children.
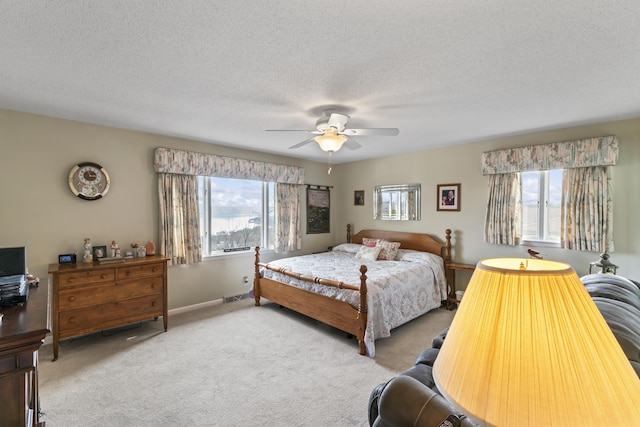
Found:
<box><xmin>376</xmin><ymin>240</ymin><xmax>401</xmax><ymax>260</ymax></box>
<box><xmin>361</xmin><ymin>238</ymin><xmax>401</xmax><ymax>260</ymax></box>
<box><xmin>332</xmin><ymin>243</ymin><xmax>363</xmax><ymax>254</ymax></box>
<box><xmin>355</xmin><ymin>245</ymin><xmax>382</xmax><ymax>261</ymax></box>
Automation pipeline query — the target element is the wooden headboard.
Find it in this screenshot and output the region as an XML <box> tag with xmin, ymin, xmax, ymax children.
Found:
<box><xmin>346</xmin><ymin>224</ymin><xmax>452</xmax><ymax>263</ymax></box>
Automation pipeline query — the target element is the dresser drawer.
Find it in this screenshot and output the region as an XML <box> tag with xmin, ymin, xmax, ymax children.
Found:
<box><xmin>116</xmin><ymin>262</ymin><xmax>164</xmax><ymax>280</ymax></box>
<box><xmin>58</xmin><ymin>294</ymin><xmax>163</xmax><ymax>335</ymax></box>
<box><xmin>58</xmin><ymin>277</ymin><xmax>164</xmax><ymax>311</ymax></box>
<box><xmin>57</xmin><ymin>269</ymin><xmax>115</xmax><ymax>289</ymax></box>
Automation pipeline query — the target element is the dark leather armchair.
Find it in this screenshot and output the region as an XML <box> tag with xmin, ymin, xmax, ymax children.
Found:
<box><xmin>368</xmin><ymin>328</ymin><xmax>480</xmax><ymax>427</ymax></box>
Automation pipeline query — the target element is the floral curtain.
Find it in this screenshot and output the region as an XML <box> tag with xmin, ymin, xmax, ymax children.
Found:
<box><xmin>158</xmin><ymin>173</ymin><xmax>202</xmax><ymax>265</ymax></box>
<box><xmin>484</xmin><ymin>173</ymin><xmax>521</xmax><ymax>245</ymax></box>
<box><xmin>561</xmin><ymin>166</ymin><xmax>613</xmax><ymax>251</ymax></box>
<box><xmin>482</xmin><ymin>136</ymin><xmax>618</xmax><ymax>249</ymax></box>
<box><xmin>275</xmin><ymin>183</ymin><xmax>301</xmax><ymax>253</ymax></box>
<box><xmin>154</xmin><ymin>147</ymin><xmax>305</xmax><ymax>184</ymax></box>
<box><xmin>481</xmin><ymin>136</ymin><xmax>618</xmax><ymax>175</ymax></box>
<box><xmin>155</xmin><ymin>147</ymin><xmax>305</xmax><ymax>262</ymax></box>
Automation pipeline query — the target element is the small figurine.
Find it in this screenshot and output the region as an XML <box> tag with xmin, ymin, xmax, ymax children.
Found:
<box><xmin>83</xmin><ymin>238</ymin><xmax>93</xmax><ymax>263</ymax></box>
<box><xmin>110</xmin><ymin>240</ymin><xmax>119</xmax><ymax>258</ymax></box>
<box><xmin>145</xmin><ymin>240</ymin><xmax>156</xmax><ymax>256</ymax></box>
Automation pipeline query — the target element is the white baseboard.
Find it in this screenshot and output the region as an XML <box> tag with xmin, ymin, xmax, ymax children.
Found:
<box><xmin>168</xmin><ymin>298</ymin><xmax>224</xmax><ymax>316</ymax></box>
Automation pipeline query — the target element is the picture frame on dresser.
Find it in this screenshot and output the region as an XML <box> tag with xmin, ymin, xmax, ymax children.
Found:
<box><xmin>93</xmin><ymin>245</ymin><xmax>107</xmax><ymax>259</ymax></box>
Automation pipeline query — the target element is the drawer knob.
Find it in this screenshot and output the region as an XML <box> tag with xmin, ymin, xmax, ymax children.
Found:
<box><xmin>100</xmin><ymin>274</ymin><xmax>107</xmax><ymax>279</ymax></box>
<box><xmin>67</xmin><ymin>277</ymin><xmax>75</xmax><ymax>283</ymax></box>
<box><xmin>68</xmin><ymin>317</ymin><xmax>76</xmax><ymax>323</ymax></box>
<box><xmin>151</xmin><ymin>301</ymin><xmax>157</xmax><ymax>307</ymax></box>
<box><xmin>68</xmin><ymin>296</ymin><xmax>76</xmax><ymax>302</ymax></box>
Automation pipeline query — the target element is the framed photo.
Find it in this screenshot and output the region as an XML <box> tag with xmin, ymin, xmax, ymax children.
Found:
<box><xmin>93</xmin><ymin>245</ymin><xmax>107</xmax><ymax>259</ymax></box>
<box><xmin>354</xmin><ymin>190</ymin><xmax>365</xmax><ymax>206</ymax></box>
<box><xmin>437</xmin><ymin>183</ymin><xmax>461</xmax><ymax>211</ymax></box>
<box><xmin>307</xmin><ymin>187</ymin><xmax>330</xmax><ymax>234</ymax></box>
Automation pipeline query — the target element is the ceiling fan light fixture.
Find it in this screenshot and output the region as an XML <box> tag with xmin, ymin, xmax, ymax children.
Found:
<box><xmin>314</xmin><ymin>129</ymin><xmax>347</xmax><ymax>152</ymax></box>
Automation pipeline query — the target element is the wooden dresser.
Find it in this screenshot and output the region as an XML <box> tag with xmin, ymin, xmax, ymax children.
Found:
<box><xmin>48</xmin><ymin>255</ymin><xmax>169</xmax><ymax>361</ymax></box>
<box><xmin>0</xmin><ymin>283</ymin><xmax>50</xmax><ymax>427</ymax></box>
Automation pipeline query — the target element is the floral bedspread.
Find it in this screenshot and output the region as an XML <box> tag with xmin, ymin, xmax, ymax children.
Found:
<box><xmin>260</xmin><ymin>246</ymin><xmax>447</xmax><ymax>357</ymax></box>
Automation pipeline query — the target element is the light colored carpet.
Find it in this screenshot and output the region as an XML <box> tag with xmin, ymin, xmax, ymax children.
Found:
<box><xmin>38</xmin><ymin>299</ymin><xmax>456</xmax><ymax>426</ymax></box>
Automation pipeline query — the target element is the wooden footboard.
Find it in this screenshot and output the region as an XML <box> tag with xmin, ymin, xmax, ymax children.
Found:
<box><xmin>254</xmin><ymin>247</ymin><xmax>369</xmax><ymax>355</ymax></box>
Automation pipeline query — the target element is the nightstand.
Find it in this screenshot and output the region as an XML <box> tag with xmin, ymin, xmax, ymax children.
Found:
<box><xmin>445</xmin><ymin>262</ymin><xmax>476</xmax><ymax>309</ymax></box>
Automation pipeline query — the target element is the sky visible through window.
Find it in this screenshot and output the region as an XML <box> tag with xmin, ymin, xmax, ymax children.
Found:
<box><xmin>209</xmin><ymin>178</ymin><xmax>262</xmax><ymax>231</ymax></box>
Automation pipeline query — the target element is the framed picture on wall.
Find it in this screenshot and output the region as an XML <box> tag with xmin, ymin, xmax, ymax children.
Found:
<box><xmin>307</xmin><ymin>187</ymin><xmax>330</xmax><ymax>234</ymax></box>
<box><xmin>354</xmin><ymin>190</ymin><xmax>364</xmax><ymax>206</ymax></box>
<box><xmin>437</xmin><ymin>183</ymin><xmax>461</xmax><ymax>211</ymax></box>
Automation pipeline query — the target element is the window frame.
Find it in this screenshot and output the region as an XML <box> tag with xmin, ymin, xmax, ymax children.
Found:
<box><xmin>520</xmin><ymin>169</ymin><xmax>562</xmax><ymax>248</ymax></box>
<box><xmin>198</xmin><ymin>176</ymin><xmax>275</xmax><ymax>258</ymax></box>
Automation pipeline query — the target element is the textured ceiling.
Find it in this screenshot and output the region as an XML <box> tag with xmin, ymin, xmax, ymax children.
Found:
<box><xmin>2</xmin><ymin>1</ymin><xmax>640</xmax><ymax>164</ymax></box>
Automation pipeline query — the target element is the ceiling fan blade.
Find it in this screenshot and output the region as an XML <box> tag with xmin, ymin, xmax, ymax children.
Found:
<box><xmin>343</xmin><ymin>137</ymin><xmax>362</xmax><ymax>150</ymax></box>
<box><xmin>266</xmin><ymin>129</ymin><xmax>315</xmax><ymax>133</ymax></box>
<box><xmin>288</xmin><ymin>137</ymin><xmax>316</xmax><ymax>149</ymax></box>
<box><xmin>342</xmin><ymin>128</ymin><xmax>399</xmax><ymax>136</ymax></box>
<box><xmin>326</xmin><ymin>113</ymin><xmax>350</xmax><ymax>131</ymax></box>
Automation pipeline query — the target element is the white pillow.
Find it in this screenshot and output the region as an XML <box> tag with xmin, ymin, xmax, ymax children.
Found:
<box><xmin>355</xmin><ymin>245</ymin><xmax>382</xmax><ymax>261</ymax></box>
<box><xmin>332</xmin><ymin>243</ymin><xmax>363</xmax><ymax>254</ymax></box>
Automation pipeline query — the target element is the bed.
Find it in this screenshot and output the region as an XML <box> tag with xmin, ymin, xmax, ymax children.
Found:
<box><xmin>253</xmin><ymin>225</ymin><xmax>453</xmax><ymax>357</ymax></box>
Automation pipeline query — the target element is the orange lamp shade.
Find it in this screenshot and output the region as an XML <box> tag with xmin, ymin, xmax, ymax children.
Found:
<box><xmin>433</xmin><ymin>258</ymin><xmax>640</xmax><ymax>426</ymax></box>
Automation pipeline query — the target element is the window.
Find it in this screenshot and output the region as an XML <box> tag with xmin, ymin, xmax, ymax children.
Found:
<box><xmin>198</xmin><ymin>176</ymin><xmax>275</xmax><ymax>256</ymax></box>
<box><xmin>521</xmin><ymin>169</ymin><xmax>562</xmax><ymax>244</ymax></box>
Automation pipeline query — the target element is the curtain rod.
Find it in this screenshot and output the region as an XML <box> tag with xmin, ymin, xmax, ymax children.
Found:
<box><xmin>305</xmin><ymin>184</ymin><xmax>333</xmax><ymax>189</ymax></box>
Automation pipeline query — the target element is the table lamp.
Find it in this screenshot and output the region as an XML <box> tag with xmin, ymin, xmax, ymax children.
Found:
<box><xmin>433</xmin><ymin>258</ymin><xmax>640</xmax><ymax>426</ymax></box>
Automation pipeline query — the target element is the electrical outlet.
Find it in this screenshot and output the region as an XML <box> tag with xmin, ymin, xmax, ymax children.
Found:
<box><xmin>243</xmin><ymin>276</ymin><xmax>249</xmax><ymax>284</ymax></box>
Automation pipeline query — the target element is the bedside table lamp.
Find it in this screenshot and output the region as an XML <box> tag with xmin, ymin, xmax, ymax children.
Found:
<box><xmin>433</xmin><ymin>258</ymin><xmax>640</xmax><ymax>426</ymax></box>
<box><xmin>589</xmin><ymin>251</ymin><xmax>618</xmax><ymax>274</ymax></box>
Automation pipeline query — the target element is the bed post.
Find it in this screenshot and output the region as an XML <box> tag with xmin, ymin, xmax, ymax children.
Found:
<box><xmin>254</xmin><ymin>246</ymin><xmax>261</xmax><ymax>306</ymax></box>
<box><xmin>347</xmin><ymin>224</ymin><xmax>352</xmax><ymax>243</ymax></box>
<box><xmin>357</xmin><ymin>264</ymin><xmax>368</xmax><ymax>355</ymax></box>
<box><xmin>444</xmin><ymin>229</ymin><xmax>452</xmax><ymax>263</ymax></box>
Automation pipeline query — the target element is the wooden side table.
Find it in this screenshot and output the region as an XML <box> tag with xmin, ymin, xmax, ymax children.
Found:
<box><xmin>0</xmin><ymin>282</ymin><xmax>50</xmax><ymax>426</ymax></box>
<box><xmin>445</xmin><ymin>262</ymin><xmax>476</xmax><ymax>309</ymax></box>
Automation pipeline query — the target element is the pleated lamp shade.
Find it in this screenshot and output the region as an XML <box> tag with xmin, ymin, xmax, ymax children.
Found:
<box><xmin>433</xmin><ymin>258</ymin><xmax>640</xmax><ymax>426</ymax></box>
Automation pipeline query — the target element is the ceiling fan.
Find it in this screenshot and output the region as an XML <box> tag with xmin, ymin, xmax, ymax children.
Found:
<box><xmin>266</xmin><ymin>110</ymin><xmax>399</xmax><ymax>153</ymax></box>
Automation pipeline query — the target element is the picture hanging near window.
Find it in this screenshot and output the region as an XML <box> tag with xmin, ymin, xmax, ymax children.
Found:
<box><xmin>437</xmin><ymin>183</ymin><xmax>461</xmax><ymax>211</ymax></box>
<box><xmin>354</xmin><ymin>190</ymin><xmax>365</xmax><ymax>206</ymax></box>
<box><xmin>307</xmin><ymin>187</ymin><xmax>330</xmax><ymax>234</ymax></box>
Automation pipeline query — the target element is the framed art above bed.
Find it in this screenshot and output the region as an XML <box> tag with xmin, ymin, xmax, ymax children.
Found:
<box><xmin>254</xmin><ymin>224</ymin><xmax>453</xmax><ymax>357</ymax></box>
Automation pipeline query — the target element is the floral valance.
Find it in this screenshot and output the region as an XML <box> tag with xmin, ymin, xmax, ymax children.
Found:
<box><xmin>154</xmin><ymin>147</ymin><xmax>305</xmax><ymax>184</ymax></box>
<box><xmin>481</xmin><ymin>136</ymin><xmax>619</xmax><ymax>175</ymax></box>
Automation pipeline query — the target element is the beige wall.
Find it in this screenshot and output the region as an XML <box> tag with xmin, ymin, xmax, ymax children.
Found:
<box><xmin>0</xmin><ymin>110</ymin><xmax>339</xmax><ymax>309</ymax></box>
<box><xmin>2</xmin><ymin>109</ymin><xmax>638</xmax><ymax>309</ymax></box>
<box><xmin>334</xmin><ymin>117</ymin><xmax>640</xmax><ymax>288</ymax></box>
